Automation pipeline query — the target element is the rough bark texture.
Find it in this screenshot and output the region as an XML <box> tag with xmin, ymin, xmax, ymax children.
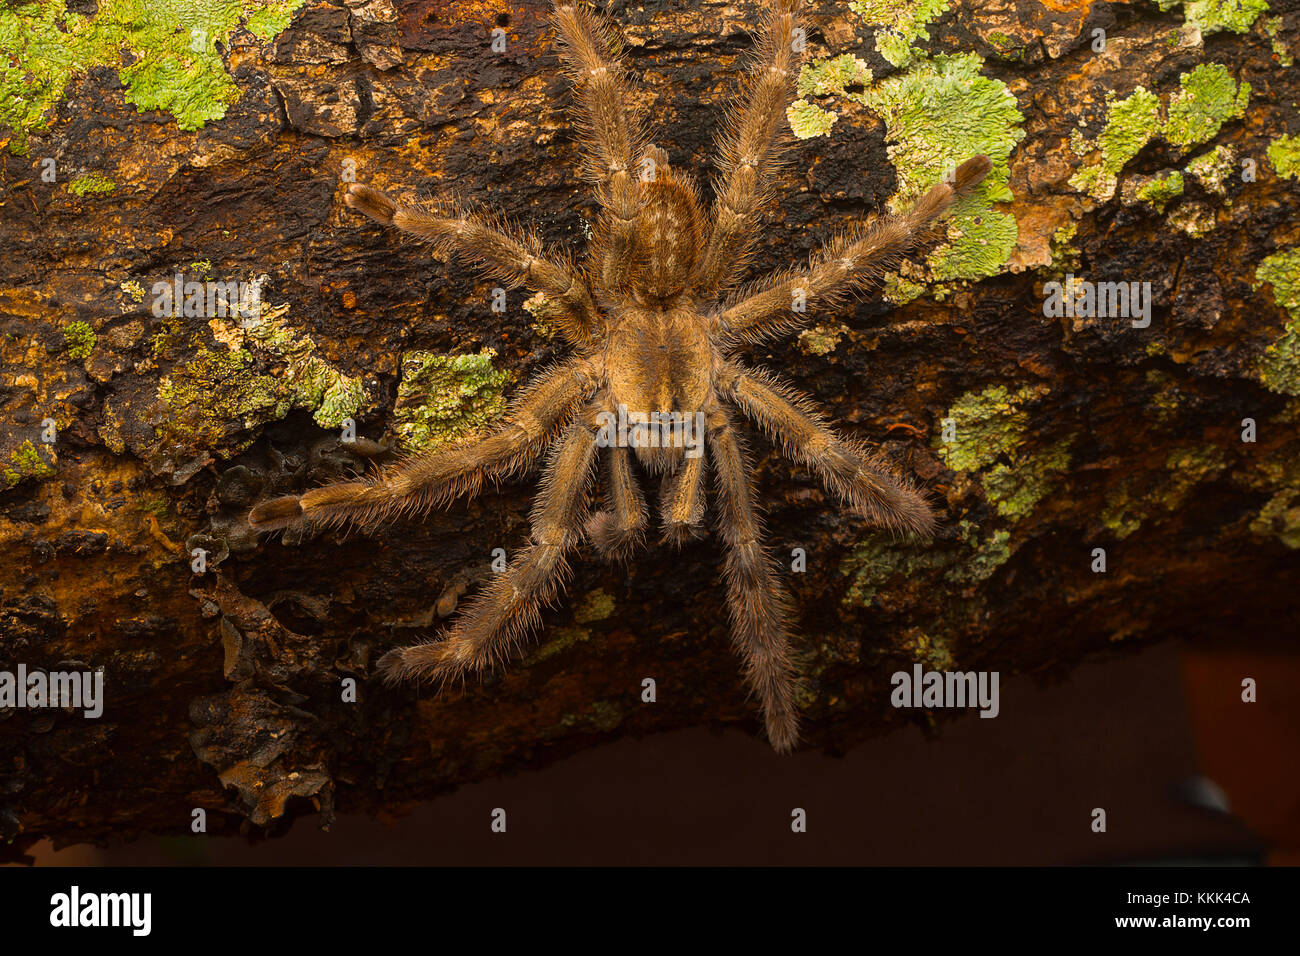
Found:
<box><xmin>2</xmin><ymin>0</ymin><xmax>1299</xmax><ymax>855</ymax></box>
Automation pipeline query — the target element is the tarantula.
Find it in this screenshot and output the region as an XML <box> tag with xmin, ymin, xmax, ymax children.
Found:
<box><xmin>249</xmin><ymin>0</ymin><xmax>990</xmax><ymax>752</ymax></box>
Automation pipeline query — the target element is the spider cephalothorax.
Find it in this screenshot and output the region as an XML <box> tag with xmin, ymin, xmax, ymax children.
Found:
<box><xmin>249</xmin><ymin>0</ymin><xmax>990</xmax><ymax>752</ymax></box>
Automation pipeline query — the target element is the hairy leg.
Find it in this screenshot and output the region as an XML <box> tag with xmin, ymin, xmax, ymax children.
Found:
<box><xmin>586</xmin><ymin>445</ymin><xmax>648</xmax><ymax>561</ymax></box>
<box><xmin>717</xmin><ymin>362</ymin><xmax>935</xmax><ymax>537</ymax></box>
<box><xmin>708</xmin><ymin>404</ymin><xmax>802</xmax><ymax>753</ymax></box>
<box><xmin>695</xmin><ymin>0</ymin><xmax>802</xmax><ymax>294</ymax></box>
<box><xmin>713</xmin><ymin>155</ymin><xmax>992</xmax><ymax>345</ymax></box>
<box><xmin>345</xmin><ymin>183</ymin><xmax>600</xmax><ymax>346</ymax></box>
<box><xmin>376</xmin><ymin>410</ymin><xmax>601</xmax><ymax>683</ymax></box>
<box><xmin>551</xmin><ymin>2</ymin><xmax>642</xmax><ymax>295</ymax></box>
<box><xmin>248</xmin><ymin>360</ymin><xmax>596</xmax><ymax>532</ymax></box>
<box><xmin>659</xmin><ymin>450</ymin><xmax>708</xmax><ymax>545</ymax></box>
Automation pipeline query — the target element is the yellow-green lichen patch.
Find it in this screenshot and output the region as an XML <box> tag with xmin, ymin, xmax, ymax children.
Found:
<box><xmin>573</xmin><ymin>588</ymin><xmax>615</xmax><ymax>625</ymax></box>
<box><xmin>150</xmin><ymin>282</ymin><xmax>371</xmax><ymax>457</ymax></box>
<box><xmin>526</xmin><ymin>625</ymin><xmax>592</xmax><ymax>665</ymax></box>
<box><xmin>981</xmin><ymin>437</ymin><xmax>1073</xmax><ymax>520</ymax></box>
<box><xmin>0</xmin><ymin>0</ymin><xmax>306</xmax><ymax>154</ymax></box>
<box><xmin>62</xmin><ymin>320</ymin><xmax>96</xmax><ymax>359</ymax></box>
<box><xmin>1164</xmin><ymin>64</ymin><xmax>1251</xmax><ymax>152</ymax></box>
<box><xmin>1135</xmin><ymin>170</ymin><xmax>1185</xmax><ymax>211</ymax></box>
<box><xmin>1251</xmin><ymin>478</ymin><xmax>1300</xmax><ymax>549</ymax></box>
<box><xmin>1153</xmin><ymin>0</ymin><xmax>1270</xmax><ymax>36</ymax></box>
<box><xmin>67</xmin><ymin>172</ymin><xmax>116</xmax><ymax>197</ymax></box>
<box><xmin>797</xmin><ymin>323</ymin><xmax>848</xmax><ymax>355</ymax></box>
<box><xmin>1185</xmin><ymin>144</ymin><xmax>1237</xmax><ymax>194</ymax></box>
<box><xmin>2</xmin><ymin>439</ymin><xmax>57</xmax><ymax>492</ymax></box>
<box><xmin>1070</xmin><ymin>66</ymin><xmax>1249</xmax><ymax>201</ymax></box>
<box><xmin>390</xmin><ymin>350</ymin><xmax>512</xmax><ymax>453</ymax></box>
<box><xmin>1268</xmin><ymin>134</ymin><xmax>1300</xmax><ymax>181</ymax></box>
<box><xmin>863</xmin><ymin>53</ymin><xmax>1024</xmax><ymax>289</ymax></box>
<box><xmin>1265</xmin><ymin>16</ymin><xmax>1293</xmax><ymax>66</ymax></box>
<box><xmin>1102</xmin><ymin>444</ymin><xmax>1227</xmax><ymax>539</ymax></box>
<box><xmin>850</xmin><ymin>0</ymin><xmax>950</xmax><ymax>69</ymax></box>
<box><xmin>935</xmin><ymin>383</ymin><xmax>1049</xmax><ymax>472</ymax></box>
<box><xmin>1255</xmin><ymin>247</ymin><xmax>1300</xmax><ymax>395</ymax></box>
<box><xmin>1069</xmin><ymin>88</ymin><xmax>1162</xmax><ymax>201</ymax></box>
<box><xmin>787</xmin><ymin>54</ymin><xmax>872</xmax><ymax>139</ymax></box>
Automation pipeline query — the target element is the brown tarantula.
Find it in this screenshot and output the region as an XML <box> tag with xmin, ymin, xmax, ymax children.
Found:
<box><xmin>249</xmin><ymin>0</ymin><xmax>990</xmax><ymax>752</ymax></box>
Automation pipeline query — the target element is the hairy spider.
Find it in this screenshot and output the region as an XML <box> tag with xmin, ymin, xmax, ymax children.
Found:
<box><xmin>249</xmin><ymin>0</ymin><xmax>990</xmax><ymax>752</ymax></box>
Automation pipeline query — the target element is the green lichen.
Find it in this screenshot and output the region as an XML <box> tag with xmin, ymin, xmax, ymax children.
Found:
<box><xmin>574</xmin><ymin>588</ymin><xmax>615</xmax><ymax>625</ymax></box>
<box><xmin>1165</xmin><ymin>63</ymin><xmax>1250</xmax><ymax>152</ymax></box>
<box><xmin>946</xmin><ymin>521</ymin><xmax>1013</xmax><ymax>585</ymax></box>
<box><xmin>62</xmin><ymin>320</ymin><xmax>96</xmax><ymax>359</ymax></box>
<box><xmin>1153</xmin><ymin>0</ymin><xmax>1270</xmax><ymax>36</ymax></box>
<box><xmin>0</xmin><ymin>0</ymin><xmax>305</xmax><ymax>154</ymax></box>
<box><xmin>863</xmin><ymin>53</ymin><xmax>1024</xmax><ymax>286</ymax></box>
<box><xmin>1264</xmin><ymin>17</ymin><xmax>1293</xmax><ymax>66</ymax></box>
<box><xmin>1071</xmin><ymin>66</ymin><xmax>1248</xmax><ymax>200</ymax></box>
<box><xmin>787</xmin><ymin>99</ymin><xmax>838</xmax><ymax>139</ymax></box>
<box><xmin>797</xmin><ymin>323</ymin><xmax>848</xmax><ymax>355</ymax></box>
<box><xmin>1268</xmin><ymin>134</ymin><xmax>1300</xmax><ymax>181</ymax></box>
<box><xmin>1256</xmin><ymin>247</ymin><xmax>1300</xmax><ymax>395</ymax></box>
<box><xmin>935</xmin><ymin>383</ymin><xmax>1049</xmax><ymax>472</ymax></box>
<box><xmin>152</xmin><ymin>281</ymin><xmax>371</xmax><ymax>454</ymax></box>
<box><xmin>2</xmin><ymin>440</ymin><xmax>56</xmax><ymax>491</ymax></box>
<box><xmin>1069</xmin><ymin>88</ymin><xmax>1162</xmax><ymax>201</ymax></box>
<box><xmin>1185</xmin><ymin>144</ymin><xmax>1236</xmax><ymax>194</ymax></box>
<box><xmin>851</xmin><ymin>0</ymin><xmax>950</xmax><ymax>68</ymax></box>
<box><xmin>1135</xmin><ymin>170</ymin><xmax>1185</xmax><ymax>211</ymax></box>
<box><xmin>391</xmin><ymin>350</ymin><xmax>512</xmax><ymax>453</ymax></box>
<box><xmin>527</xmin><ymin>625</ymin><xmax>592</xmax><ymax>665</ymax></box>
<box><xmin>840</xmin><ymin>534</ymin><xmax>951</xmax><ymax>607</ymax></box>
<box><xmin>1103</xmin><ymin>444</ymin><xmax>1227</xmax><ymax>538</ymax></box>
<box><xmin>982</xmin><ymin>438</ymin><xmax>1072</xmax><ymax>520</ymax></box>
<box><xmin>1252</xmin><ymin>486</ymin><xmax>1300</xmax><ymax>548</ymax></box>
<box><xmin>67</xmin><ymin>172</ymin><xmax>115</xmax><ymax>196</ymax></box>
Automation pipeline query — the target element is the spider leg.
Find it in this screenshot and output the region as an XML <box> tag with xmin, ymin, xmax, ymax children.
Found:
<box><xmin>376</xmin><ymin>408</ymin><xmax>602</xmax><ymax>682</ymax></box>
<box><xmin>551</xmin><ymin>2</ymin><xmax>643</xmax><ymax>294</ymax></box>
<box><xmin>345</xmin><ymin>183</ymin><xmax>600</xmax><ymax>347</ymax></box>
<box><xmin>586</xmin><ymin>445</ymin><xmax>648</xmax><ymax>562</ymax></box>
<box><xmin>717</xmin><ymin>361</ymin><xmax>935</xmax><ymax>538</ymax></box>
<box><xmin>248</xmin><ymin>360</ymin><xmax>596</xmax><ymax>533</ymax></box>
<box><xmin>708</xmin><ymin>403</ymin><xmax>802</xmax><ymax>753</ymax></box>
<box><xmin>713</xmin><ymin>155</ymin><xmax>992</xmax><ymax>346</ymax></box>
<box><xmin>694</xmin><ymin>0</ymin><xmax>802</xmax><ymax>294</ymax></box>
<box><xmin>659</xmin><ymin>450</ymin><xmax>708</xmax><ymax>545</ymax></box>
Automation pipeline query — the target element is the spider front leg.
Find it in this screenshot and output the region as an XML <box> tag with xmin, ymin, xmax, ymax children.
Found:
<box><xmin>551</xmin><ymin>2</ymin><xmax>643</xmax><ymax>294</ymax></box>
<box><xmin>248</xmin><ymin>360</ymin><xmax>595</xmax><ymax>533</ymax></box>
<box><xmin>695</xmin><ymin>0</ymin><xmax>803</xmax><ymax>293</ymax></box>
<box><xmin>345</xmin><ymin>183</ymin><xmax>600</xmax><ymax>346</ymax></box>
<box><xmin>708</xmin><ymin>404</ymin><xmax>803</xmax><ymax>753</ymax></box>
<box><xmin>586</xmin><ymin>445</ymin><xmax>648</xmax><ymax>562</ymax></box>
<box><xmin>713</xmin><ymin>155</ymin><xmax>992</xmax><ymax>345</ymax></box>
<box><xmin>376</xmin><ymin>409</ymin><xmax>602</xmax><ymax>684</ymax></box>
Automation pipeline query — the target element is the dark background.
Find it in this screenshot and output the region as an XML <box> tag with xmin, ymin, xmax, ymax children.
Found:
<box><xmin>22</xmin><ymin>638</ymin><xmax>1297</xmax><ymax>866</ymax></box>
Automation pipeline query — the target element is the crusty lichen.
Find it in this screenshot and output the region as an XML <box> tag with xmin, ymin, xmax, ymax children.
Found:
<box><xmin>67</xmin><ymin>172</ymin><xmax>116</xmax><ymax>197</ymax></box>
<box><xmin>1135</xmin><ymin>170</ymin><xmax>1186</xmax><ymax>211</ymax></box>
<box><xmin>1069</xmin><ymin>88</ymin><xmax>1162</xmax><ymax>201</ymax></box>
<box><xmin>797</xmin><ymin>323</ymin><xmax>849</xmax><ymax>355</ymax></box>
<box><xmin>850</xmin><ymin>0</ymin><xmax>950</xmax><ymax>68</ymax></box>
<box><xmin>1255</xmin><ymin>247</ymin><xmax>1300</xmax><ymax>395</ymax></box>
<box><xmin>1264</xmin><ymin>16</ymin><xmax>1294</xmax><ymax>66</ymax></box>
<box><xmin>0</xmin><ymin>0</ymin><xmax>305</xmax><ymax>154</ymax></box>
<box><xmin>1101</xmin><ymin>444</ymin><xmax>1227</xmax><ymax>539</ymax></box>
<box><xmin>2</xmin><ymin>439</ymin><xmax>57</xmax><ymax>492</ymax></box>
<box><xmin>935</xmin><ymin>383</ymin><xmax>1049</xmax><ymax>472</ymax></box>
<box><xmin>1164</xmin><ymin>63</ymin><xmax>1251</xmax><ymax>151</ymax></box>
<box><xmin>982</xmin><ymin>438</ymin><xmax>1073</xmax><ymax>520</ymax></box>
<box><xmin>1153</xmin><ymin>0</ymin><xmax>1270</xmax><ymax>37</ymax></box>
<box><xmin>1268</xmin><ymin>134</ymin><xmax>1300</xmax><ymax>181</ymax></box>
<box><xmin>62</xmin><ymin>320</ymin><xmax>97</xmax><ymax>360</ymax></box>
<box><xmin>390</xmin><ymin>350</ymin><xmax>512</xmax><ymax>453</ymax></box>
<box><xmin>1185</xmin><ymin>143</ymin><xmax>1237</xmax><ymax>194</ymax></box>
<box><xmin>150</xmin><ymin>277</ymin><xmax>371</xmax><ymax>457</ymax></box>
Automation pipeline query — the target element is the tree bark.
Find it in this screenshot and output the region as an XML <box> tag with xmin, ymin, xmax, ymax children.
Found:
<box><xmin>2</xmin><ymin>0</ymin><xmax>1298</xmax><ymax>856</ymax></box>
